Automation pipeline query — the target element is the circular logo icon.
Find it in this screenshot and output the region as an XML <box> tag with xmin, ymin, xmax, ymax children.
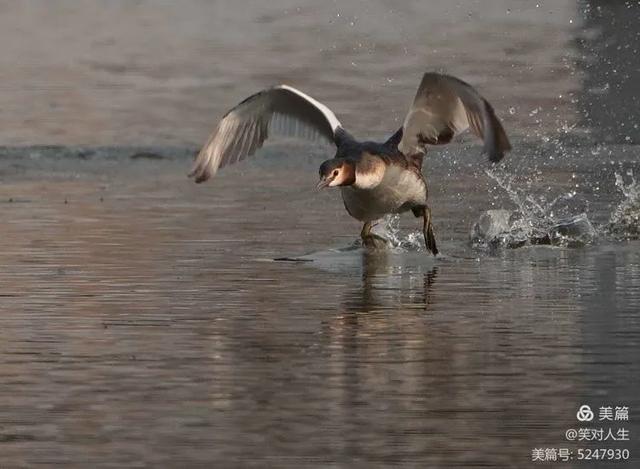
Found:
<box><xmin>576</xmin><ymin>405</ymin><xmax>594</xmax><ymax>422</ymax></box>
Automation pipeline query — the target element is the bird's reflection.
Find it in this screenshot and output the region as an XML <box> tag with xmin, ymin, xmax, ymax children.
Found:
<box><xmin>342</xmin><ymin>249</ymin><xmax>438</xmax><ymax>314</ymax></box>
<box><xmin>320</xmin><ymin>250</ymin><xmax>445</xmax><ymax>460</ymax></box>
<box><xmin>318</xmin><ymin>247</ymin><xmax>441</xmax><ymax>367</ymax></box>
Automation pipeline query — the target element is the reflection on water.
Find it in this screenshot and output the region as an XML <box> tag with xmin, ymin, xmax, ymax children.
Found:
<box><xmin>0</xmin><ymin>147</ymin><xmax>638</xmax><ymax>467</ymax></box>
<box><xmin>341</xmin><ymin>250</ymin><xmax>438</xmax><ymax>312</ymax></box>
<box><xmin>0</xmin><ymin>0</ymin><xmax>639</xmax><ymax>465</ymax></box>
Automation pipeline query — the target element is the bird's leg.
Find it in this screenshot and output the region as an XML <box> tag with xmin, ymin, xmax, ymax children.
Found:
<box><xmin>361</xmin><ymin>221</ymin><xmax>372</xmax><ymax>240</ymax></box>
<box><xmin>361</xmin><ymin>221</ymin><xmax>387</xmax><ymax>249</ymax></box>
<box><xmin>422</xmin><ymin>206</ymin><xmax>439</xmax><ymax>255</ymax></box>
<box><xmin>361</xmin><ymin>221</ymin><xmax>375</xmax><ymax>248</ymax></box>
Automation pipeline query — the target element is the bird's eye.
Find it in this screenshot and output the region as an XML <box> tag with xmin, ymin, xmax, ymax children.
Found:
<box><xmin>332</xmin><ymin>170</ymin><xmax>339</xmax><ymax>177</ymax></box>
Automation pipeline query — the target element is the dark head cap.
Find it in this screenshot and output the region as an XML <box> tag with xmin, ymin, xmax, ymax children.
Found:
<box><xmin>317</xmin><ymin>158</ymin><xmax>355</xmax><ymax>189</ymax></box>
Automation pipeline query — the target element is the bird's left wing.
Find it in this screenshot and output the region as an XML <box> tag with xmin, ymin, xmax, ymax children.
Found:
<box><xmin>398</xmin><ymin>73</ymin><xmax>511</xmax><ymax>162</ymax></box>
<box><xmin>189</xmin><ymin>85</ymin><xmax>344</xmax><ymax>183</ymax></box>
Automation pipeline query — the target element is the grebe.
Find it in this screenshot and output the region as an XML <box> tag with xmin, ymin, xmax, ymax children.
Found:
<box><xmin>189</xmin><ymin>72</ymin><xmax>511</xmax><ymax>254</ymax></box>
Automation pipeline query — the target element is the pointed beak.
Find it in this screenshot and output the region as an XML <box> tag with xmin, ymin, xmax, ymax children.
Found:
<box><xmin>316</xmin><ymin>177</ymin><xmax>331</xmax><ymax>190</ymax></box>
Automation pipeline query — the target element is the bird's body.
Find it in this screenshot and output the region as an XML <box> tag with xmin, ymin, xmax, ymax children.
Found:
<box><xmin>340</xmin><ymin>152</ymin><xmax>427</xmax><ymax>222</ymax></box>
<box><xmin>189</xmin><ymin>73</ymin><xmax>511</xmax><ymax>254</ymax></box>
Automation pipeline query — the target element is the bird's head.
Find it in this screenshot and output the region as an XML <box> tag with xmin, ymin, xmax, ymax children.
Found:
<box><xmin>317</xmin><ymin>158</ymin><xmax>356</xmax><ymax>189</ymax></box>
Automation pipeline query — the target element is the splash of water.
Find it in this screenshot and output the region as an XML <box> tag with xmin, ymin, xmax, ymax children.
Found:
<box><xmin>352</xmin><ymin>168</ymin><xmax>638</xmax><ymax>252</ymax></box>
<box><xmin>606</xmin><ymin>170</ymin><xmax>640</xmax><ymax>240</ymax></box>
<box><xmin>473</xmin><ymin>169</ymin><xmax>597</xmax><ymax>249</ymax></box>
<box><xmin>361</xmin><ymin>214</ymin><xmax>424</xmax><ymax>251</ymax></box>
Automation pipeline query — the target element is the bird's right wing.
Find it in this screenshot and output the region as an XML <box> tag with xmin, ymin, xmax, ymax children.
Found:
<box><xmin>189</xmin><ymin>85</ymin><xmax>345</xmax><ymax>183</ymax></box>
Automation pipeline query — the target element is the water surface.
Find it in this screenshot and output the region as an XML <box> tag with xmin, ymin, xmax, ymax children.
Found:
<box><xmin>0</xmin><ymin>0</ymin><xmax>639</xmax><ymax>467</ymax></box>
<box><xmin>0</xmin><ymin>142</ymin><xmax>638</xmax><ymax>467</ymax></box>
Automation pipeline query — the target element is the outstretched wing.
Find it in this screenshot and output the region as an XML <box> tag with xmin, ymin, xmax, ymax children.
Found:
<box><xmin>189</xmin><ymin>85</ymin><xmax>344</xmax><ymax>183</ymax></box>
<box><xmin>398</xmin><ymin>73</ymin><xmax>511</xmax><ymax>162</ymax></box>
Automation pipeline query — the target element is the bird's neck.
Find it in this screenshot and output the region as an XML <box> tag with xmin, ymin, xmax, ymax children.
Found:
<box><xmin>353</xmin><ymin>153</ymin><xmax>386</xmax><ymax>189</ymax></box>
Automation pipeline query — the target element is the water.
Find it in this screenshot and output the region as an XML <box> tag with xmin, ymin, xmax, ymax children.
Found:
<box><xmin>1</xmin><ymin>1</ymin><xmax>640</xmax><ymax>467</ymax></box>
<box><xmin>0</xmin><ymin>0</ymin><xmax>582</xmax><ymax>146</ymax></box>
<box><xmin>0</xmin><ymin>142</ymin><xmax>638</xmax><ymax>467</ymax></box>
<box><xmin>470</xmin><ymin>169</ymin><xmax>598</xmax><ymax>249</ymax></box>
<box><xmin>607</xmin><ymin>171</ymin><xmax>640</xmax><ymax>240</ymax></box>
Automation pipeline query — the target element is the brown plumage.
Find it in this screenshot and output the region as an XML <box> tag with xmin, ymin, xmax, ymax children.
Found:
<box><xmin>399</xmin><ymin>73</ymin><xmax>511</xmax><ymax>162</ymax></box>
<box><xmin>190</xmin><ymin>72</ymin><xmax>511</xmax><ymax>254</ymax></box>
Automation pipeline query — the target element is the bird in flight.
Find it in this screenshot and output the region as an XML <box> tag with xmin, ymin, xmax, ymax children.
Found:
<box><xmin>189</xmin><ymin>72</ymin><xmax>511</xmax><ymax>255</ymax></box>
